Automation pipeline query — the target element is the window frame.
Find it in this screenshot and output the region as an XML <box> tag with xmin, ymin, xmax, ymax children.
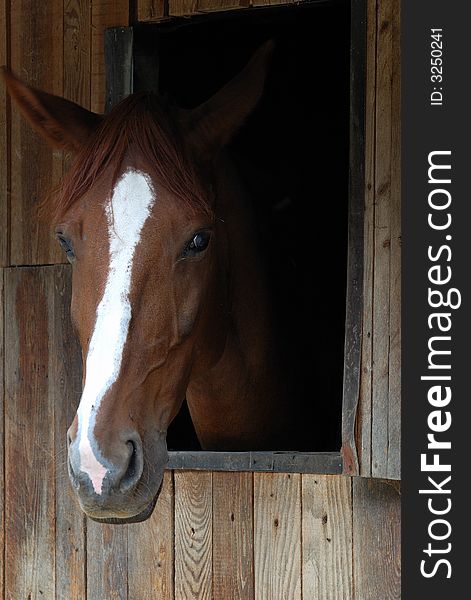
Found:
<box><xmin>104</xmin><ymin>0</ymin><xmax>366</xmax><ymax>476</ymax></box>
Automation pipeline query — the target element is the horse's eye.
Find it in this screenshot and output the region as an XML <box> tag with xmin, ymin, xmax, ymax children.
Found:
<box><xmin>182</xmin><ymin>230</ymin><xmax>211</xmax><ymax>258</ymax></box>
<box><xmin>56</xmin><ymin>234</ymin><xmax>75</xmax><ymax>262</ymax></box>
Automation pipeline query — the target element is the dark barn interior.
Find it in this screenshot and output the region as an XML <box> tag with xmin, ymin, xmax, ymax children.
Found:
<box><xmin>133</xmin><ymin>1</ymin><xmax>352</xmax><ymax>451</ymax></box>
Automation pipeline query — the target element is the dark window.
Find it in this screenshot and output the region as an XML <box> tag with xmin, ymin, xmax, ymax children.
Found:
<box><xmin>105</xmin><ymin>0</ymin><xmax>364</xmax><ymax>473</ymax></box>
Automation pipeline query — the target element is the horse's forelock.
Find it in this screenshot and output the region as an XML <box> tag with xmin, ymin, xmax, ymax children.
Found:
<box><xmin>47</xmin><ymin>92</ymin><xmax>211</xmax><ymax>223</ymax></box>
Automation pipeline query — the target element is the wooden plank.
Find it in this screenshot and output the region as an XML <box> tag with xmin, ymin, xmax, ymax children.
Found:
<box><xmin>212</xmin><ymin>472</ymin><xmax>254</xmax><ymax>600</ymax></box>
<box><xmin>371</xmin><ymin>0</ymin><xmax>393</xmax><ymax>478</ymax></box>
<box><xmin>87</xmin><ymin>521</ymin><xmax>128</xmax><ymax>600</ymax></box>
<box><xmin>127</xmin><ymin>472</ymin><xmax>175</xmax><ymax>599</ymax></box>
<box><xmin>168</xmin><ymin>0</ymin><xmax>198</xmax><ymax>17</ymax></box>
<box><xmin>91</xmin><ymin>0</ymin><xmax>129</xmax><ymax>113</ymax></box>
<box><xmin>197</xmin><ymin>0</ymin><xmax>249</xmax><ymax>12</ymax></box>
<box><xmin>0</xmin><ymin>3</ymin><xmax>5</xmax><ymax>587</ymax></box>
<box><xmin>254</xmin><ymin>473</ymin><xmax>301</xmax><ymax>600</ymax></box>
<box><xmin>0</xmin><ymin>270</ymin><xmax>4</xmax><ymax>598</ymax></box>
<box><xmin>302</xmin><ymin>475</ymin><xmax>353</xmax><ymax>599</ymax></box>
<box><xmin>64</xmin><ymin>0</ymin><xmax>91</xmax><ymax>110</ymax></box>
<box><xmin>358</xmin><ymin>0</ymin><xmax>377</xmax><ymax>477</ymax></box>
<box><xmin>4</xmin><ymin>267</ymin><xmax>57</xmax><ymax>598</ymax></box>
<box><xmin>252</xmin><ymin>0</ymin><xmax>294</xmax><ymax>6</ymax></box>
<box><xmin>0</xmin><ymin>0</ymin><xmax>8</xmax><ymax>267</ymax></box>
<box><xmin>10</xmin><ymin>0</ymin><xmax>64</xmax><ymax>266</ymax></box>
<box><xmin>387</xmin><ymin>0</ymin><xmax>401</xmax><ymax>480</ymax></box>
<box><xmin>168</xmin><ymin>451</ymin><xmax>342</xmax><ymax>473</ymax></box>
<box><xmin>352</xmin><ymin>478</ymin><xmax>401</xmax><ymax>599</ymax></box>
<box><xmin>52</xmin><ymin>265</ymin><xmax>86</xmax><ymax>600</ymax></box>
<box><xmin>341</xmin><ymin>0</ymin><xmax>366</xmax><ymax>477</ymax></box>
<box><xmin>104</xmin><ymin>27</ymin><xmax>134</xmax><ymax>113</ymax></box>
<box><xmin>174</xmin><ymin>471</ymin><xmax>212</xmax><ymax>600</ymax></box>
<box><xmin>137</xmin><ymin>0</ymin><xmax>166</xmax><ymax>21</ymax></box>
<box><xmin>357</xmin><ymin>0</ymin><xmax>401</xmax><ymax>480</ymax></box>
<box><xmin>63</xmin><ymin>0</ymin><xmax>91</xmax><ymax>173</ymax></box>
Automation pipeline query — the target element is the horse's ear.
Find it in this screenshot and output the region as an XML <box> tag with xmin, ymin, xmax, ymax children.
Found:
<box><xmin>1</xmin><ymin>67</ymin><xmax>102</xmax><ymax>152</ymax></box>
<box><xmin>185</xmin><ymin>40</ymin><xmax>274</xmax><ymax>159</ymax></box>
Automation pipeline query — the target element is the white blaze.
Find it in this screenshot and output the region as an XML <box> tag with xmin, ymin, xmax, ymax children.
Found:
<box><xmin>77</xmin><ymin>169</ymin><xmax>155</xmax><ymax>494</ymax></box>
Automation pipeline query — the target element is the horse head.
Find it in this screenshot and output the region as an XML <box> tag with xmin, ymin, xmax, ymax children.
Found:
<box><xmin>2</xmin><ymin>41</ymin><xmax>273</xmax><ymax>523</ymax></box>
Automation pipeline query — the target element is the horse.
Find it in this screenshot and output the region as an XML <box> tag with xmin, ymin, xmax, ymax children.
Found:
<box><xmin>2</xmin><ymin>42</ymin><xmax>312</xmax><ymax>523</ymax></box>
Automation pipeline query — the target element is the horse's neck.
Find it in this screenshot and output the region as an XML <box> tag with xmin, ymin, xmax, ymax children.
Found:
<box><xmin>187</xmin><ymin>155</ymin><xmax>290</xmax><ymax>450</ymax></box>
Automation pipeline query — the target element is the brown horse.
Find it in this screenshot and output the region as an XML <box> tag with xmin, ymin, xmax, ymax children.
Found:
<box><xmin>2</xmin><ymin>42</ymin><xmax>304</xmax><ymax>523</ymax></box>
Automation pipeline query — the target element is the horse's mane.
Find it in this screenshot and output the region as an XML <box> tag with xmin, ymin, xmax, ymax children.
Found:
<box><xmin>51</xmin><ymin>92</ymin><xmax>211</xmax><ymax>222</ymax></box>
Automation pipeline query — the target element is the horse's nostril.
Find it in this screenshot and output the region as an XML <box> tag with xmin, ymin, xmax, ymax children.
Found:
<box><xmin>119</xmin><ymin>438</ymin><xmax>143</xmax><ymax>492</ymax></box>
<box><xmin>126</xmin><ymin>441</ymin><xmax>137</xmax><ymax>479</ymax></box>
<box><xmin>67</xmin><ymin>431</ymin><xmax>144</xmax><ymax>495</ymax></box>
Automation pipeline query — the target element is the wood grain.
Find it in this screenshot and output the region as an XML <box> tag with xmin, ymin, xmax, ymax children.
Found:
<box><xmin>302</xmin><ymin>475</ymin><xmax>353</xmax><ymax>599</ymax></box>
<box><xmin>168</xmin><ymin>0</ymin><xmax>198</xmax><ymax>17</ymax></box>
<box><xmin>127</xmin><ymin>472</ymin><xmax>175</xmax><ymax>600</ymax></box>
<box><xmin>91</xmin><ymin>0</ymin><xmax>129</xmax><ymax>113</ymax></box>
<box><xmin>64</xmin><ymin>0</ymin><xmax>91</xmax><ymax>110</ymax></box>
<box><xmin>0</xmin><ymin>4</ymin><xmax>5</xmax><ymax>583</ymax></box>
<box><xmin>197</xmin><ymin>0</ymin><xmax>249</xmax><ymax>12</ymax></box>
<box><xmin>353</xmin><ymin>478</ymin><xmax>401</xmax><ymax>599</ymax></box>
<box><xmin>137</xmin><ymin>0</ymin><xmax>166</xmax><ymax>21</ymax></box>
<box><xmin>341</xmin><ymin>0</ymin><xmax>366</xmax><ymax>477</ymax></box>
<box><xmin>168</xmin><ymin>450</ymin><xmax>341</xmax><ymax>473</ymax></box>
<box><xmin>254</xmin><ymin>473</ymin><xmax>301</xmax><ymax>600</ymax></box>
<box><xmin>10</xmin><ymin>0</ymin><xmax>64</xmax><ymax>266</ymax></box>
<box><xmin>87</xmin><ymin>520</ymin><xmax>128</xmax><ymax>600</ymax></box>
<box><xmin>63</xmin><ymin>0</ymin><xmax>92</xmax><ymax>175</ymax></box>
<box><xmin>356</xmin><ymin>0</ymin><xmax>401</xmax><ymax>480</ymax></box>
<box><xmin>4</xmin><ymin>267</ymin><xmax>57</xmax><ymax>598</ymax></box>
<box><xmin>52</xmin><ymin>266</ymin><xmax>86</xmax><ymax>600</ymax></box>
<box><xmin>387</xmin><ymin>0</ymin><xmax>401</xmax><ymax>480</ymax></box>
<box><xmin>0</xmin><ymin>0</ymin><xmax>8</xmax><ymax>268</ymax></box>
<box><xmin>104</xmin><ymin>27</ymin><xmax>134</xmax><ymax>113</ymax></box>
<box><xmin>358</xmin><ymin>0</ymin><xmax>377</xmax><ymax>478</ymax></box>
<box><xmin>174</xmin><ymin>471</ymin><xmax>212</xmax><ymax>600</ymax></box>
<box><xmin>0</xmin><ymin>270</ymin><xmax>4</xmax><ymax>598</ymax></box>
<box><xmin>252</xmin><ymin>0</ymin><xmax>294</xmax><ymax>6</ymax></box>
<box><xmin>371</xmin><ymin>0</ymin><xmax>394</xmax><ymax>479</ymax></box>
<box><xmin>212</xmin><ymin>472</ymin><xmax>254</xmax><ymax>600</ymax></box>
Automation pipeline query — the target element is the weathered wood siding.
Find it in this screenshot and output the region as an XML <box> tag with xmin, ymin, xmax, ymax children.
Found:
<box><xmin>0</xmin><ymin>269</ymin><xmax>400</xmax><ymax>600</ymax></box>
<box><xmin>0</xmin><ymin>0</ymin><xmax>401</xmax><ymax>597</ymax></box>
<box><xmin>357</xmin><ymin>0</ymin><xmax>401</xmax><ymax>480</ymax></box>
<box><xmin>0</xmin><ymin>0</ymin><xmax>129</xmax><ymax>268</ymax></box>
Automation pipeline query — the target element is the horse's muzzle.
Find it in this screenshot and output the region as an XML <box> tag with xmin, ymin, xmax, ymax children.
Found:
<box><xmin>67</xmin><ymin>428</ymin><xmax>167</xmax><ymax>522</ymax></box>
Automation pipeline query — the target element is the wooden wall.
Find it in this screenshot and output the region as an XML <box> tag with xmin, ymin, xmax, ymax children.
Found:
<box><xmin>0</xmin><ymin>0</ymin><xmax>401</xmax><ymax>598</ymax></box>
<box><xmin>0</xmin><ymin>0</ymin><xmax>129</xmax><ymax>268</ymax></box>
<box><xmin>0</xmin><ymin>265</ymin><xmax>400</xmax><ymax>599</ymax></box>
<box><xmin>357</xmin><ymin>0</ymin><xmax>401</xmax><ymax>480</ymax></box>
